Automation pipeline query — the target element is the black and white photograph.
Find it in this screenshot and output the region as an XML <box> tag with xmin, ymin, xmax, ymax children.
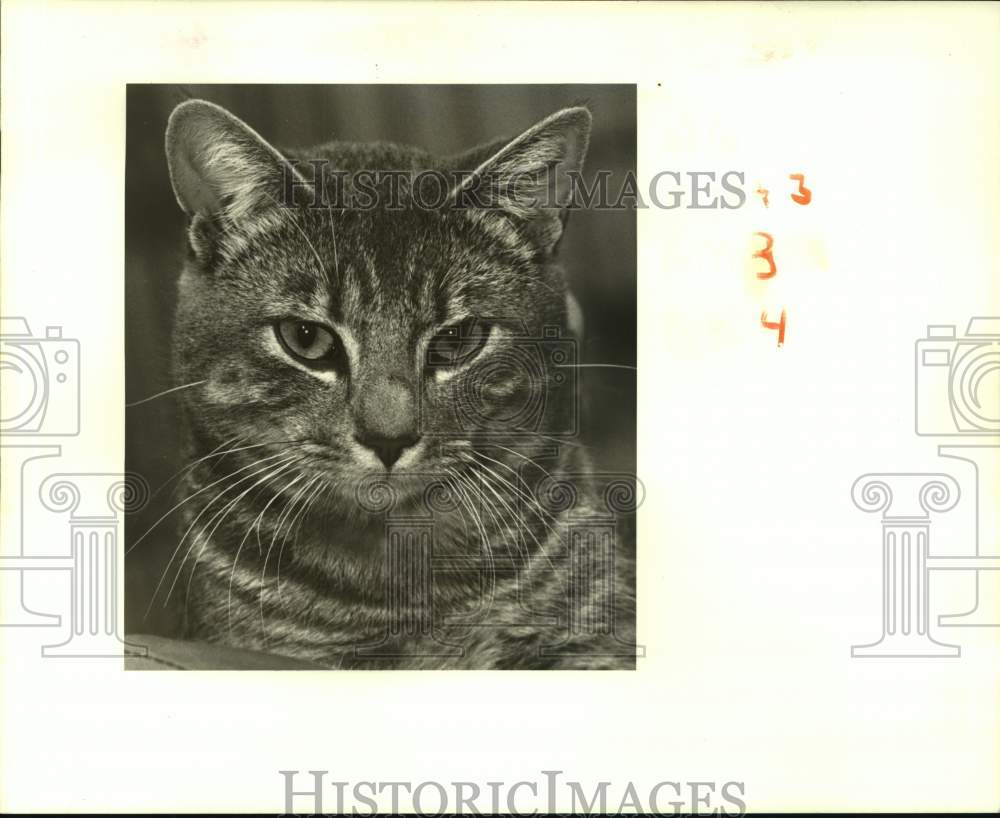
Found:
<box><xmin>2</xmin><ymin>2</ymin><xmax>998</xmax><ymax>814</ymax></box>
<box><xmin>124</xmin><ymin>84</ymin><xmax>637</xmax><ymax>670</ymax></box>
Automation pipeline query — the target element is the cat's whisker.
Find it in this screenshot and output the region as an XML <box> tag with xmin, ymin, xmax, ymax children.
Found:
<box><xmin>442</xmin><ymin>473</ymin><xmax>472</xmax><ymax>545</ymax></box>
<box><xmin>530</xmin><ymin>432</ymin><xmax>588</xmax><ymax>450</ymax></box>
<box><xmin>446</xmin><ymin>469</ymin><xmax>495</xmax><ymax>563</ymax></box>
<box><xmin>444</xmin><ymin>469</ymin><xmax>499</xmax><ymax>618</ymax></box>
<box><xmin>146</xmin><ymin>480</ymin><xmax>242</xmax><ymax>622</ymax></box>
<box><xmin>228</xmin><ymin>469</ymin><xmax>308</xmax><ymax>638</ymax></box>
<box><xmin>142</xmin><ymin>452</ymin><xmax>299</xmax><ymax>619</ymax></box>
<box><xmin>148</xmin><ymin>434</ymin><xmax>244</xmax><ymax>502</ymax></box>
<box><xmin>286</xmin><ymin>480</ymin><xmax>332</xmax><ymax>604</ymax></box>
<box><xmin>488</xmin><ymin>444</ymin><xmax>559</xmax><ymax>483</ymax></box>
<box><xmin>250</xmin><ymin>470</ymin><xmax>307</xmax><ymax>559</ymax></box>
<box><xmin>168</xmin><ymin>458</ymin><xmax>301</xmax><ymax>617</ymax></box>
<box><xmin>154</xmin><ymin>454</ymin><xmax>300</xmax><ymax>614</ymax></box>
<box><xmin>149</xmin><ymin>435</ymin><xmax>310</xmax><ymax>506</ymax></box>
<box><xmin>128</xmin><ymin>450</ymin><xmax>291</xmax><ymax>555</ymax></box>
<box><xmin>469</xmin><ymin>451</ymin><xmax>562</xmax><ymax>529</ymax></box>
<box><xmin>439</xmin><ymin>472</ymin><xmax>495</xmax><ymax>619</ymax></box>
<box><xmin>470</xmin><ymin>466</ymin><xmax>561</xmax><ymax>570</ymax></box>
<box><xmin>266</xmin><ymin>473</ymin><xmax>316</xmax><ymax>562</ymax></box>
<box><xmin>451</xmin><ymin>467</ymin><xmax>515</xmax><ymax>564</ymax></box>
<box><xmin>125</xmin><ymin>379</ymin><xmax>207</xmax><ymax>408</ymax></box>
<box><xmin>467</xmin><ymin>457</ymin><xmax>563</xmax><ymax>573</ymax></box>
<box><xmin>177</xmin><ymin>451</ymin><xmax>310</xmax><ymax>616</ymax></box>
<box><xmin>555</xmin><ymin>363</ymin><xmax>636</xmax><ymax>371</ymax></box>
<box><xmin>275</xmin><ymin>478</ymin><xmax>329</xmax><ymax>608</ymax></box>
<box><xmin>467</xmin><ymin>466</ymin><xmax>535</xmax><ymax>564</ymax></box>
<box><xmin>260</xmin><ymin>474</ymin><xmax>320</xmax><ymax>627</ymax></box>
<box><xmin>464</xmin><ymin>454</ymin><xmax>563</xmax><ymax>571</ymax></box>
<box><xmin>164</xmin><ymin>440</ymin><xmax>301</xmax><ymax>616</ymax></box>
<box><xmin>173</xmin><ymin>455</ymin><xmax>298</xmax><ymax>623</ymax></box>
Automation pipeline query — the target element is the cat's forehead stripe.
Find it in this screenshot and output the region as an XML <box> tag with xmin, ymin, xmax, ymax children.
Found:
<box><xmin>226</xmin><ymin>200</ymin><xmax>537</xmax><ymax>337</ymax></box>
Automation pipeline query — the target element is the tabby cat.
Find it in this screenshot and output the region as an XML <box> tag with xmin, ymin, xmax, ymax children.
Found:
<box><xmin>162</xmin><ymin>98</ymin><xmax>636</xmax><ymax>669</ymax></box>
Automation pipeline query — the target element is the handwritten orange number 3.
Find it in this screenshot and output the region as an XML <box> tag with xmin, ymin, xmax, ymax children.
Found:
<box><xmin>753</xmin><ymin>232</ymin><xmax>776</xmax><ymax>280</ymax></box>
<box><xmin>789</xmin><ymin>174</ymin><xmax>811</xmax><ymax>205</ymax></box>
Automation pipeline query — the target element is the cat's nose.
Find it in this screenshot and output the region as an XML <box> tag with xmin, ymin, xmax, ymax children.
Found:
<box><xmin>354</xmin><ymin>431</ymin><xmax>421</xmax><ymax>469</ymax></box>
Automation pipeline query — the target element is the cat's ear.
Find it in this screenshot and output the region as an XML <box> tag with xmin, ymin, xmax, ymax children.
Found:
<box><xmin>449</xmin><ymin>107</ymin><xmax>591</xmax><ymax>256</ymax></box>
<box><xmin>165</xmin><ymin>99</ymin><xmax>304</xmax><ymax>224</ymax></box>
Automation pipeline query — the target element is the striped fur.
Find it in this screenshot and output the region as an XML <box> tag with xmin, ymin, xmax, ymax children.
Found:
<box><xmin>162</xmin><ymin>100</ymin><xmax>636</xmax><ymax>669</ymax></box>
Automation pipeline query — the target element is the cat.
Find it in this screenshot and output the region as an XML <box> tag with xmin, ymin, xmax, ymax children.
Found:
<box><xmin>160</xmin><ymin>97</ymin><xmax>636</xmax><ymax>669</ymax></box>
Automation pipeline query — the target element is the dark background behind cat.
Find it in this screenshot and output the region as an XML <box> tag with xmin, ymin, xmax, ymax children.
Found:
<box><xmin>125</xmin><ymin>84</ymin><xmax>636</xmax><ymax>636</ymax></box>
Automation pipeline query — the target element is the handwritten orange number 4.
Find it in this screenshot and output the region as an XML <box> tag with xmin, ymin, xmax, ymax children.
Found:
<box><xmin>761</xmin><ymin>309</ymin><xmax>787</xmax><ymax>347</ymax></box>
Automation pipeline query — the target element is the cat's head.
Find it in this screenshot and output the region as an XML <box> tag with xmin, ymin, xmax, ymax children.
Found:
<box><xmin>165</xmin><ymin>99</ymin><xmax>589</xmax><ymax>510</ymax></box>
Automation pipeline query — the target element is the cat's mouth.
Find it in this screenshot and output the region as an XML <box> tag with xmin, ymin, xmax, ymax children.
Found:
<box><xmin>350</xmin><ymin>467</ymin><xmax>465</xmax><ymax>517</ymax></box>
<box><xmin>272</xmin><ymin>437</ymin><xmax>475</xmax><ymax>519</ymax></box>
<box><xmin>347</xmin><ymin>433</ymin><xmax>426</xmax><ymax>473</ymax></box>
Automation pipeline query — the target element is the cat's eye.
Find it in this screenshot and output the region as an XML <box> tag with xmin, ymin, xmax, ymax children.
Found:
<box><xmin>275</xmin><ymin>319</ymin><xmax>339</xmax><ymax>367</ymax></box>
<box><xmin>426</xmin><ymin>317</ymin><xmax>492</xmax><ymax>369</ymax></box>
